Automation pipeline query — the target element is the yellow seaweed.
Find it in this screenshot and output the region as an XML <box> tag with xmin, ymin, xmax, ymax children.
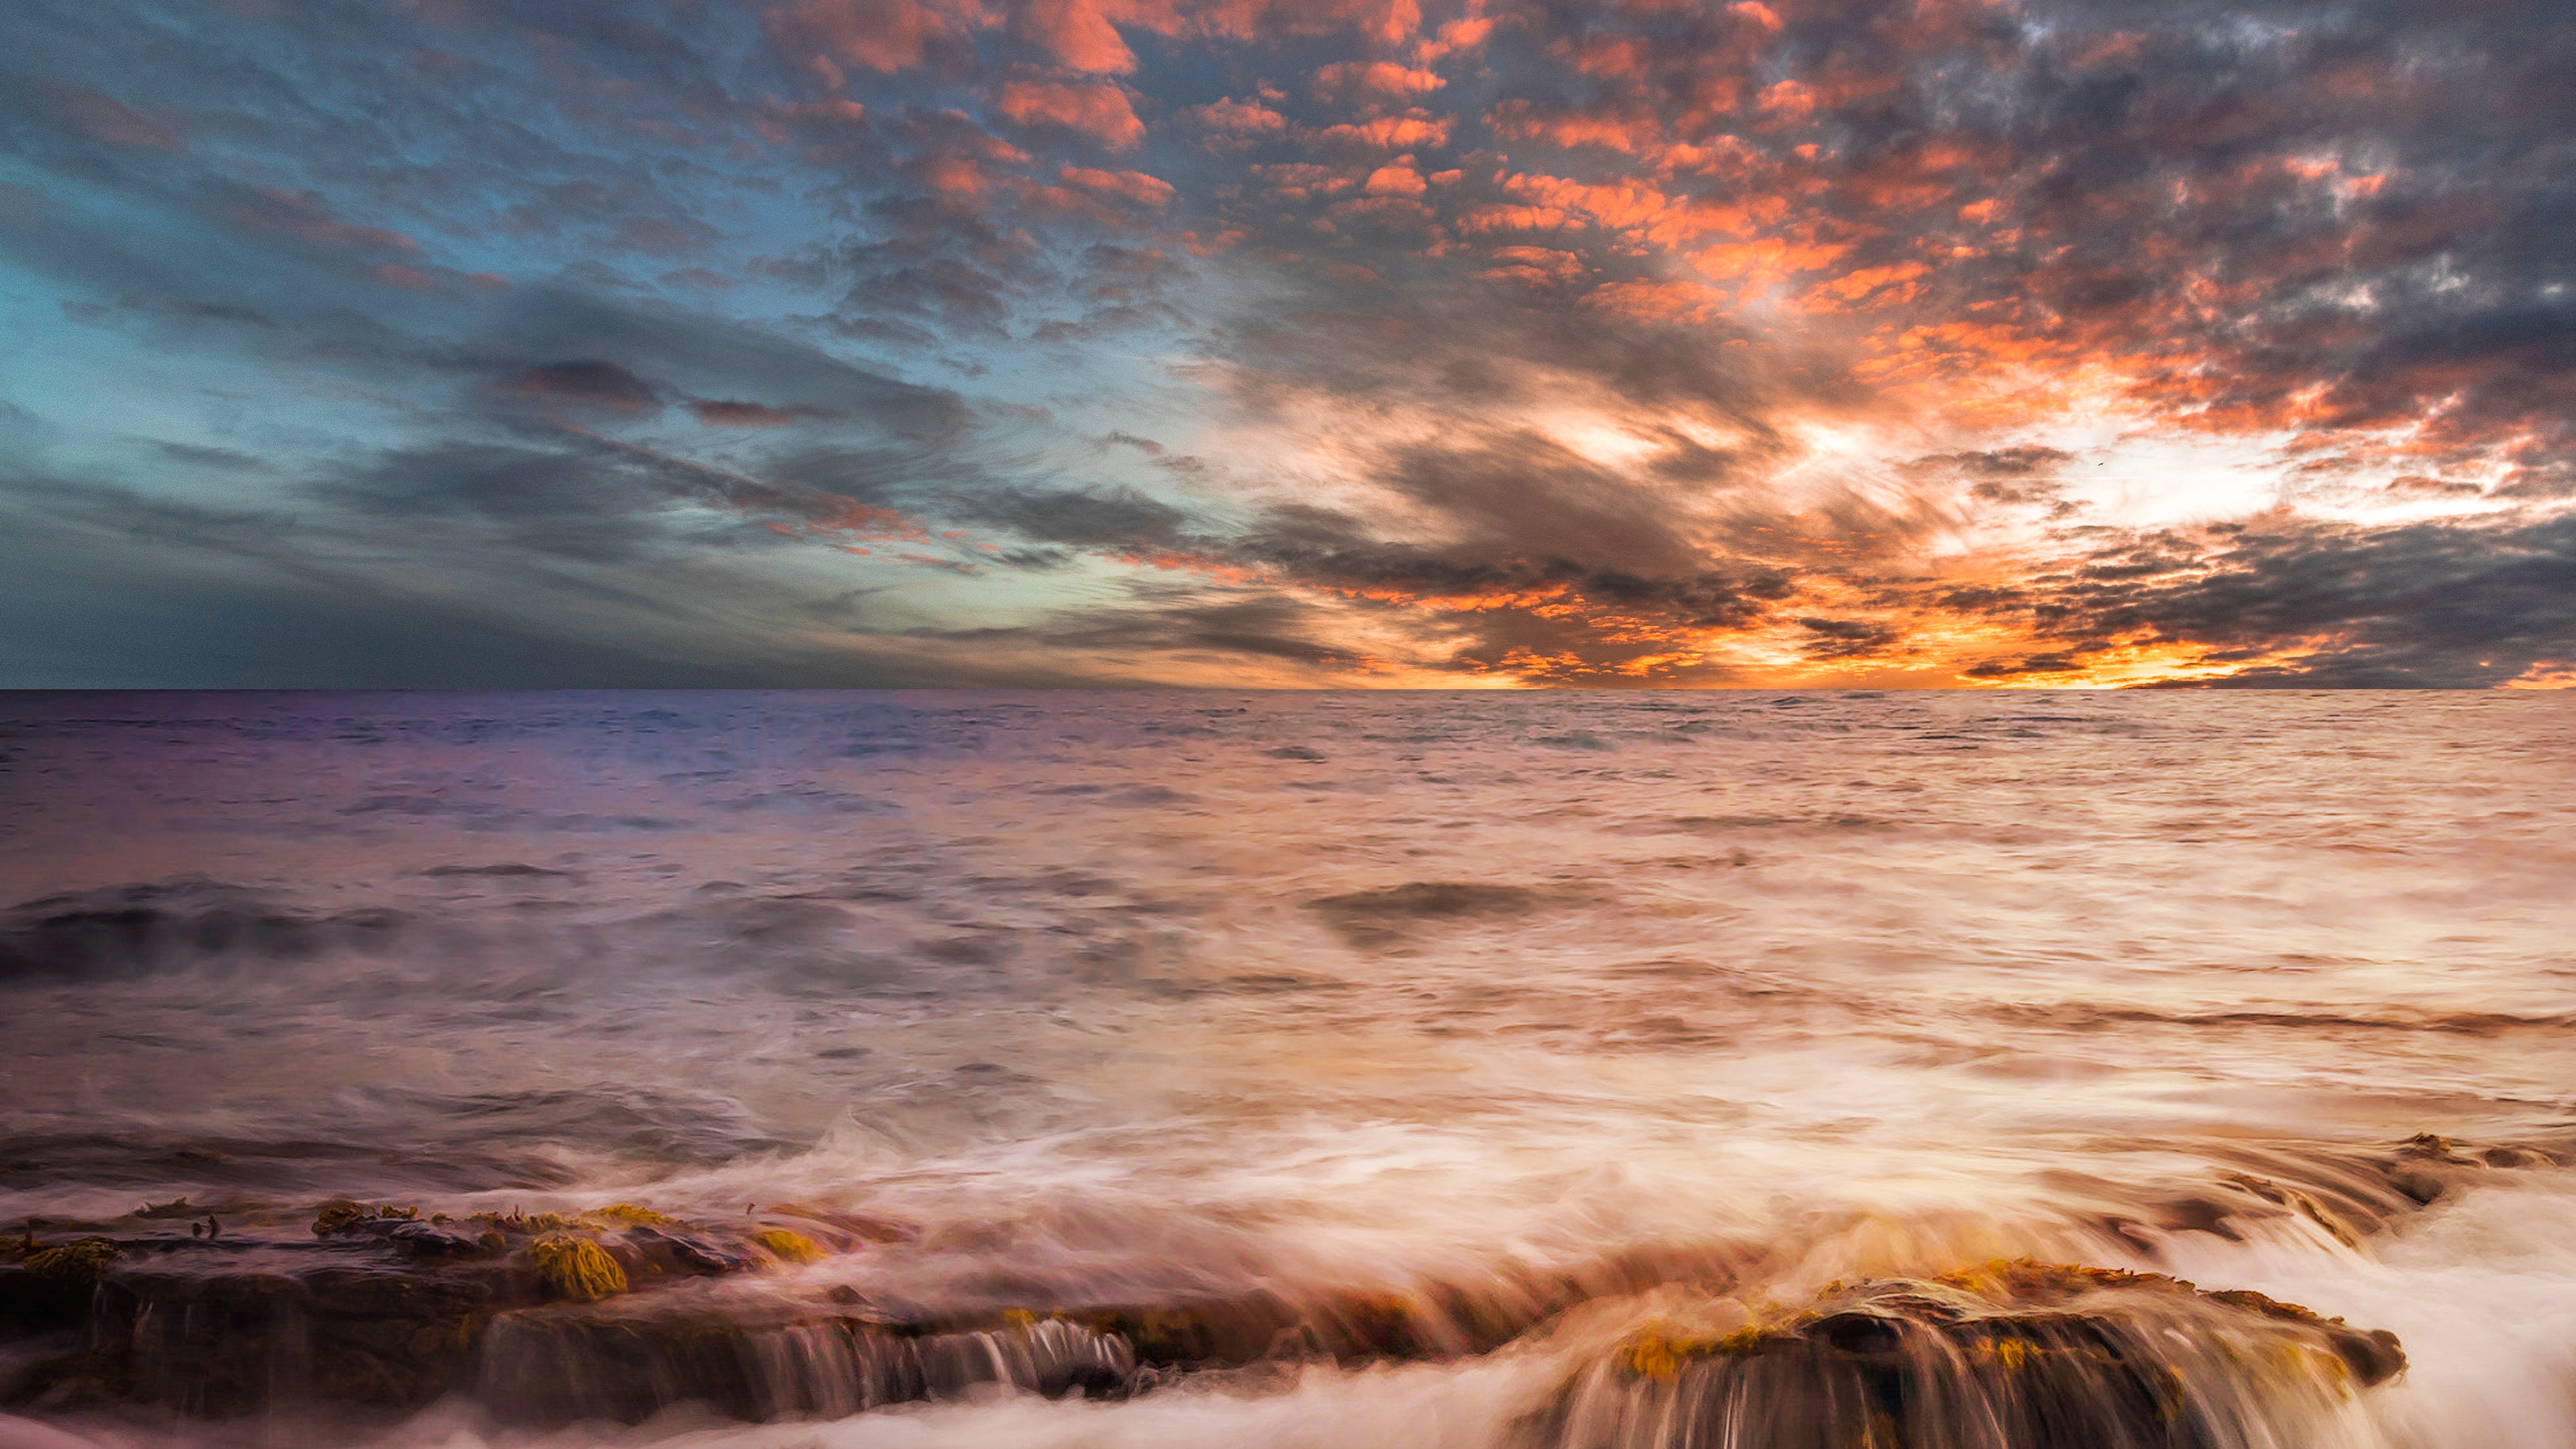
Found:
<box><xmin>526</xmin><ymin>1235</ymin><xmax>628</xmax><ymax>1301</ymax></box>
<box><xmin>751</xmin><ymin>1228</ymin><xmax>823</xmax><ymax>1265</ymax></box>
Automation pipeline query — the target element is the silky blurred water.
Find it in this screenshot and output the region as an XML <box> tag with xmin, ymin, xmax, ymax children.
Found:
<box><xmin>2</xmin><ymin>690</ymin><xmax>2573</xmax><ymax>1449</ymax></box>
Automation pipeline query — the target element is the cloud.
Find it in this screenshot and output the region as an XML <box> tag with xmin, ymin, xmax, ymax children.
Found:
<box><xmin>1059</xmin><ymin>165</ymin><xmax>1175</xmax><ymax>206</ymax></box>
<box><xmin>1313</xmin><ymin>61</ymin><xmax>1445</xmax><ymax>99</ymax></box>
<box><xmin>497</xmin><ymin>361</ymin><xmax>664</xmax><ymax>414</ymax></box>
<box><xmin>764</xmin><ymin>0</ymin><xmax>983</xmax><ymax>82</ymax></box>
<box><xmin>222</xmin><ymin>186</ymin><xmax>420</xmax><ymax>255</ymax></box>
<box><xmin>13</xmin><ymin>79</ymin><xmax>183</xmax><ymax>150</ymax></box>
<box><xmin>994</xmin><ymin>80</ymin><xmax>1145</xmax><ymax>149</ymax></box>
<box><xmin>686</xmin><ymin>398</ymin><xmax>852</xmax><ymax>427</ymax></box>
<box><xmin>1983</xmin><ymin>512</ymin><xmax>2576</xmax><ymax>688</ymax></box>
<box><xmin>0</xmin><ymin>0</ymin><xmax>2570</xmax><ymax>687</ymax></box>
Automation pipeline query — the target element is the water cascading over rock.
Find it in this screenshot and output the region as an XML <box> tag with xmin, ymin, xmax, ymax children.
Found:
<box><xmin>1527</xmin><ymin>1261</ymin><xmax>2404</xmax><ymax>1449</ymax></box>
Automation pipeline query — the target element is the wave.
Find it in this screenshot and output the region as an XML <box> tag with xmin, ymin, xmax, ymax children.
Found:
<box><xmin>0</xmin><ymin>879</ymin><xmax>410</xmax><ymax>982</ymax></box>
<box><xmin>1988</xmin><ymin>1002</ymin><xmax>2576</xmax><ymax>1037</ymax></box>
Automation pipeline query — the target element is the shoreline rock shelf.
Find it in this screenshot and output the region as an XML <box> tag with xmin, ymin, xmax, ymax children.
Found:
<box><xmin>0</xmin><ymin>1129</ymin><xmax>2532</xmax><ymax>1433</ymax></box>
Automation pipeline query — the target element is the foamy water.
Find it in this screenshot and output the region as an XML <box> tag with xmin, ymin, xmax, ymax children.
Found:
<box><xmin>2</xmin><ymin>691</ymin><xmax>2572</xmax><ymax>1448</ymax></box>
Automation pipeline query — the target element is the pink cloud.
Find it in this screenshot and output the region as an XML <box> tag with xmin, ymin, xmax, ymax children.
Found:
<box><xmin>765</xmin><ymin>0</ymin><xmax>988</xmax><ymax>84</ymax></box>
<box><xmin>1189</xmin><ymin>97</ymin><xmax>1289</xmax><ymax>133</ymax></box>
<box><xmin>228</xmin><ymin>187</ymin><xmax>420</xmax><ymax>255</ymax></box>
<box><xmin>995</xmin><ymin>79</ymin><xmax>1145</xmax><ymax>149</ymax></box>
<box><xmin>497</xmin><ymin>361</ymin><xmax>661</xmax><ymax>412</ymax></box>
<box><xmin>687</xmin><ymin>398</ymin><xmax>849</xmax><ymax>427</ymax></box>
<box><xmin>32</xmin><ymin>82</ymin><xmax>182</xmax><ymax>150</ymax></box>
<box><xmin>1013</xmin><ymin>0</ymin><xmax>1136</xmax><ymax>71</ymax></box>
<box><xmin>1061</xmin><ymin>165</ymin><xmax>1176</xmax><ymax>206</ymax></box>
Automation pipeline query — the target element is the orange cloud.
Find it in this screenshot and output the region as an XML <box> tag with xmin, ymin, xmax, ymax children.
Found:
<box><xmin>1477</xmin><ymin>245</ymin><xmax>1586</xmax><ymax>284</ymax></box>
<box><xmin>1314</xmin><ymin>60</ymin><xmax>1445</xmax><ymax>98</ymax></box>
<box><xmin>1363</xmin><ymin>162</ymin><xmax>1428</xmax><ymax>196</ymax></box>
<box><xmin>1314</xmin><ymin>114</ymin><xmax>1452</xmax><ymax>149</ymax></box>
<box><xmin>1487</xmin><ymin>103</ymin><xmax>1660</xmax><ymax>154</ymax></box>
<box><xmin>1693</xmin><ymin>235</ymin><xmax>1851</xmax><ymax>284</ymax></box>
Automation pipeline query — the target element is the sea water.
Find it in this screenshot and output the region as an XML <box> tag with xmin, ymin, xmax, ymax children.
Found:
<box><xmin>1</xmin><ymin>691</ymin><xmax>2571</xmax><ymax>1448</ymax></box>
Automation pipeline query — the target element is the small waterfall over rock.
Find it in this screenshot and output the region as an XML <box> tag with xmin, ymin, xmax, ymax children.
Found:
<box><xmin>1527</xmin><ymin>1262</ymin><xmax>2402</xmax><ymax>1449</ymax></box>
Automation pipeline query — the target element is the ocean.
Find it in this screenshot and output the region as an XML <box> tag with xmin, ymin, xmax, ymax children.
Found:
<box><xmin>1</xmin><ymin>690</ymin><xmax>2572</xmax><ymax>1449</ymax></box>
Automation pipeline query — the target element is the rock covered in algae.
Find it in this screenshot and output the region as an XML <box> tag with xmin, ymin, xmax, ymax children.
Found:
<box><xmin>1531</xmin><ymin>1261</ymin><xmax>2405</xmax><ymax>1449</ymax></box>
<box><xmin>0</xmin><ymin>1195</ymin><xmax>809</xmax><ymax>1416</ymax></box>
<box><xmin>21</xmin><ymin>1237</ymin><xmax>120</xmax><ymax>1284</ymax></box>
<box><xmin>311</xmin><ymin>1200</ymin><xmax>428</xmax><ymax>1238</ymax></box>
<box><xmin>525</xmin><ymin>1235</ymin><xmax>627</xmax><ymax>1302</ymax></box>
<box><xmin>750</xmin><ymin>1228</ymin><xmax>823</xmax><ymax>1264</ymax></box>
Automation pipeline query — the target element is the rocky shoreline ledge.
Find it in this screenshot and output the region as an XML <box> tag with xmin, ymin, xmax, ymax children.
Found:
<box><xmin>0</xmin><ymin>1133</ymin><xmax>2553</xmax><ymax>1439</ymax></box>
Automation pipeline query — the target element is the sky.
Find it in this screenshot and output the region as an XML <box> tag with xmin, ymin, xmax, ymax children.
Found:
<box><xmin>0</xmin><ymin>0</ymin><xmax>2569</xmax><ymax>688</ymax></box>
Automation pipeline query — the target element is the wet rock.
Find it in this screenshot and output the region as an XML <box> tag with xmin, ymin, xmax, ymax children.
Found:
<box><xmin>623</xmin><ymin>1225</ymin><xmax>755</xmax><ymax>1277</ymax></box>
<box><xmin>18</xmin><ymin>1241</ymin><xmax>117</xmax><ymax>1286</ymax></box>
<box><xmin>476</xmin><ymin>1306</ymin><xmax>1137</xmax><ymax>1425</ymax></box>
<box><xmin>110</xmin><ymin>1260</ymin><xmax>499</xmax><ymax>1414</ymax></box>
<box><xmin>384</xmin><ymin>1222</ymin><xmax>492</xmax><ymax>1261</ymax></box>
<box><xmin>2154</xmin><ymin>1131</ymin><xmax>2576</xmax><ymax>1250</ymax></box>
<box><xmin>0</xmin><ymin>1239</ymin><xmax>119</xmax><ymax>1332</ymax></box>
<box><xmin>1531</xmin><ymin>1261</ymin><xmax>2405</xmax><ymax>1449</ymax></box>
<box><xmin>749</xmin><ymin>1229</ymin><xmax>822</xmax><ymax>1265</ymax></box>
<box><xmin>312</xmin><ymin>1200</ymin><xmax>419</xmax><ymax>1238</ymax></box>
<box><xmin>525</xmin><ymin>1236</ymin><xmax>626</xmax><ymax>1303</ymax></box>
<box><xmin>0</xmin><ymin>1199</ymin><xmax>789</xmax><ymax>1419</ymax></box>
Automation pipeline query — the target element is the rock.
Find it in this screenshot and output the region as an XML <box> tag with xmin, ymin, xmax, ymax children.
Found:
<box><xmin>18</xmin><ymin>1242</ymin><xmax>116</xmax><ymax>1286</ymax></box>
<box><xmin>623</xmin><ymin>1226</ymin><xmax>754</xmax><ymax>1277</ymax></box>
<box><xmin>1530</xmin><ymin>1260</ymin><xmax>2406</xmax><ymax>1449</ymax></box>
<box><xmin>476</xmin><ymin>1308</ymin><xmax>1137</xmax><ymax>1425</ymax></box>
<box><xmin>524</xmin><ymin>1236</ymin><xmax>626</xmax><ymax>1303</ymax></box>
<box><xmin>385</xmin><ymin>1222</ymin><xmax>492</xmax><ymax>1261</ymax></box>
<box><xmin>312</xmin><ymin>1201</ymin><xmax>418</xmax><ymax>1237</ymax></box>
<box><xmin>749</xmin><ymin>1229</ymin><xmax>822</xmax><ymax>1265</ymax></box>
<box><xmin>0</xmin><ymin>1198</ymin><xmax>783</xmax><ymax>1418</ymax></box>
